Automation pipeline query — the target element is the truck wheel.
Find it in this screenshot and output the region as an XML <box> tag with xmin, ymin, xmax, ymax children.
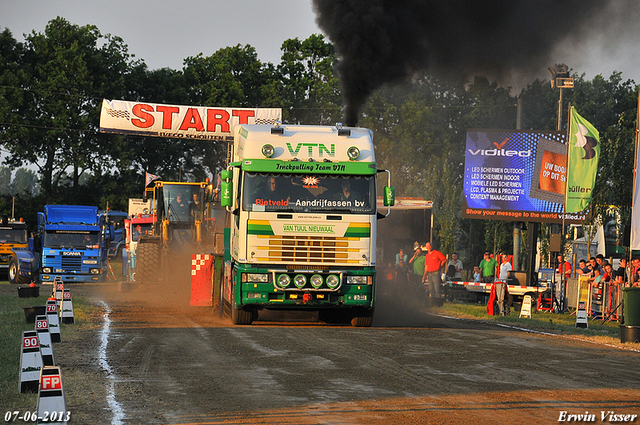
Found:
<box><xmin>350</xmin><ymin>308</ymin><xmax>374</xmax><ymax>327</ymax></box>
<box><xmin>218</xmin><ymin>287</ymin><xmax>225</xmax><ymax>318</ymax></box>
<box><xmin>319</xmin><ymin>309</ymin><xmax>351</xmax><ymax>325</ymax></box>
<box><xmin>231</xmin><ymin>295</ymin><xmax>254</xmax><ymax>325</ymax></box>
<box><xmin>8</xmin><ymin>257</ymin><xmax>30</xmax><ymax>285</ymax></box>
<box><xmin>137</xmin><ymin>242</ymin><xmax>160</xmax><ymax>283</ymax></box>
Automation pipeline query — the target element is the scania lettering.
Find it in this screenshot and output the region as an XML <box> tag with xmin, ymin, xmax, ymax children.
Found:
<box><xmin>219</xmin><ymin>123</ymin><xmax>394</xmax><ymax>326</ymax></box>
<box><xmin>9</xmin><ymin>205</ymin><xmax>111</xmax><ymax>284</ymax></box>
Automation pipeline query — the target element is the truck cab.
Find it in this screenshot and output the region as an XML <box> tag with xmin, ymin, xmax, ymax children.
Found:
<box><xmin>1</xmin><ymin>217</ymin><xmax>28</xmax><ymax>279</ymax></box>
<box><xmin>9</xmin><ymin>205</ymin><xmax>109</xmax><ymax>284</ymax></box>
<box><xmin>220</xmin><ymin>123</ymin><xmax>393</xmax><ymax>326</ymax></box>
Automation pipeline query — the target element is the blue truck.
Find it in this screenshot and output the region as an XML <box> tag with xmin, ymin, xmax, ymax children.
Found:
<box><xmin>8</xmin><ymin>205</ymin><xmax>111</xmax><ymax>284</ymax></box>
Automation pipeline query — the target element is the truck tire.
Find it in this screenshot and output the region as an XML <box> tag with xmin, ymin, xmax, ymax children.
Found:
<box><xmin>231</xmin><ymin>293</ymin><xmax>254</xmax><ymax>325</ymax></box>
<box><xmin>137</xmin><ymin>242</ymin><xmax>160</xmax><ymax>283</ymax></box>
<box><xmin>319</xmin><ymin>309</ymin><xmax>351</xmax><ymax>325</ymax></box>
<box><xmin>350</xmin><ymin>308</ymin><xmax>374</xmax><ymax>327</ymax></box>
<box><xmin>218</xmin><ymin>286</ymin><xmax>225</xmax><ymax>318</ymax></box>
<box><xmin>9</xmin><ymin>257</ymin><xmax>30</xmax><ymax>285</ymax></box>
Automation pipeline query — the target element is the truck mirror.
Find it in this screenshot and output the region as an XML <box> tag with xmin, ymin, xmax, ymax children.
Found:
<box><xmin>220</xmin><ymin>181</ymin><xmax>232</xmax><ymax>207</ymax></box>
<box><xmin>220</xmin><ymin>169</ymin><xmax>233</xmax><ymax>207</ymax></box>
<box><xmin>110</xmin><ymin>224</ymin><xmax>115</xmax><ymax>241</ymax></box>
<box><xmin>384</xmin><ymin>186</ymin><xmax>395</xmax><ymax>206</ymax></box>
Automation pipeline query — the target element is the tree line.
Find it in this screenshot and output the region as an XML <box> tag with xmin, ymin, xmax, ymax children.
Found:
<box><xmin>1</xmin><ymin>17</ymin><xmax>638</xmax><ymax>268</ymax></box>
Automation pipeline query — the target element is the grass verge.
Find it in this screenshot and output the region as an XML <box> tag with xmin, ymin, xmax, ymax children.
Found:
<box><xmin>0</xmin><ymin>283</ymin><xmax>100</xmax><ymax>413</ymax></box>
<box><xmin>433</xmin><ymin>301</ymin><xmax>640</xmax><ymax>349</ymax></box>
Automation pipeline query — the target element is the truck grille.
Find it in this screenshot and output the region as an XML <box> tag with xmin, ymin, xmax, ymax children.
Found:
<box><xmin>61</xmin><ymin>257</ymin><xmax>82</xmax><ymax>271</ymax></box>
<box><xmin>250</xmin><ymin>234</ymin><xmax>368</xmax><ymax>264</ymax></box>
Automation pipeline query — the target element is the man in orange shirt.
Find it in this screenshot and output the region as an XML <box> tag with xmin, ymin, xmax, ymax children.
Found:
<box><xmin>421</xmin><ymin>242</ymin><xmax>447</xmax><ymax>299</ymax></box>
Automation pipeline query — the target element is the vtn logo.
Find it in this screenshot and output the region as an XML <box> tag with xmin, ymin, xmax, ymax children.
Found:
<box><xmin>286</xmin><ymin>143</ymin><xmax>335</xmax><ymax>157</ymax></box>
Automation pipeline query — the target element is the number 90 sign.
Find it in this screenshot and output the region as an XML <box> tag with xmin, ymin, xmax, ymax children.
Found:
<box><xmin>22</xmin><ymin>336</ymin><xmax>39</xmax><ymax>349</ymax></box>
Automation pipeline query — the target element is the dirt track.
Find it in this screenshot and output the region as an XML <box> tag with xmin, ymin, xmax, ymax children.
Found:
<box><xmin>20</xmin><ymin>280</ymin><xmax>640</xmax><ymax>424</ymax></box>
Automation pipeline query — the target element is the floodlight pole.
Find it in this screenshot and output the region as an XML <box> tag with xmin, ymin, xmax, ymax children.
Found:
<box><xmin>557</xmin><ymin>87</ymin><xmax>564</xmax><ymax>131</ymax></box>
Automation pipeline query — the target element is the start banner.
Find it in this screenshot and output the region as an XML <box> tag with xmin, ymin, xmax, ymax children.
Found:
<box><xmin>99</xmin><ymin>99</ymin><xmax>281</xmax><ymax>141</ymax></box>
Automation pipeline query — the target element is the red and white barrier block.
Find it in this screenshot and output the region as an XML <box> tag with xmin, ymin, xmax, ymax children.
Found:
<box><xmin>46</xmin><ymin>299</ymin><xmax>61</xmax><ymax>343</ymax></box>
<box><xmin>60</xmin><ymin>289</ymin><xmax>75</xmax><ymax>324</ymax></box>
<box><xmin>35</xmin><ymin>315</ymin><xmax>55</xmax><ymax>366</ymax></box>
<box><xmin>36</xmin><ymin>366</ymin><xmax>69</xmax><ymax>424</ymax></box>
<box><xmin>19</xmin><ymin>330</ymin><xmax>43</xmax><ymax>393</ymax></box>
<box><xmin>53</xmin><ymin>277</ymin><xmax>64</xmax><ymax>307</ymax></box>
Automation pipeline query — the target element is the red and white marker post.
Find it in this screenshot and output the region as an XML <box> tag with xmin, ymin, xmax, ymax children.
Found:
<box><xmin>36</xmin><ymin>366</ymin><xmax>69</xmax><ymax>424</ymax></box>
<box><xmin>46</xmin><ymin>299</ymin><xmax>61</xmax><ymax>343</ymax></box>
<box><xmin>19</xmin><ymin>330</ymin><xmax>43</xmax><ymax>393</ymax></box>
<box><xmin>60</xmin><ymin>289</ymin><xmax>75</xmax><ymax>324</ymax></box>
<box><xmin>35</xmin><ymin>315</ymin><xmax>55</xmax><ymax>366</ymax></box>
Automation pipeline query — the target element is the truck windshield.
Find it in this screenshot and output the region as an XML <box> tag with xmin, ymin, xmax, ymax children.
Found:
<box><xmin>131</xmin><ymin>223</ymin><xmax>153</xmax><ymax>241</ymax></box>
<box><xmin>242</xmin><ymin>173</ymin><xmax>375</xmax><ymax>214</ymax></box>
<box><xmin>43</xmin><ymin>231</ymin><xmax>101</xmax><ymax>249</ymax></box>
<box><xmin>162</xmin><ymin>184</ymin><xmax>205</xmax><ymax>223</ymax></box>
<box><xmin>0</xmin><ymin>227</ymin><xmax>28</xmax><ymax>243</ymax></box>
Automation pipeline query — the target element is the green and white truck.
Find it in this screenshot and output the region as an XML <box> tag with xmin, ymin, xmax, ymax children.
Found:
<box><xmin>219</xmin><ymin>123</ymin><xmax>394</xmax><ymax>326</ymax></box>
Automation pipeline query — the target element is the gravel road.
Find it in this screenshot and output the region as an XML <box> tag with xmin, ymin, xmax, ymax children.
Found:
<box><xmin>38</xmin><ymin>281</ymin><xmax>640</xmax><ymax>424</ymax></box>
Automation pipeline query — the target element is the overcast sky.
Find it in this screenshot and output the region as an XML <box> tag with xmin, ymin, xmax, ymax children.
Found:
<box><xmin>1</xmin><ymin>0</ymin><xmax>639</xmax><ymax>85</ymax></box>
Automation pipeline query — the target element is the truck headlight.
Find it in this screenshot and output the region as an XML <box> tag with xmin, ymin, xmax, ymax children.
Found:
<box><xmin>90</xmin><ymin>268</ymin><xmax>101</xmax><ymax>275</ymax></box>
<box><xmin>42</xmin><ymin>267</ymin><xmax>52</xmax><ymax>273</ymax></box>
<box><xmin>310</xmin><ymin>274</ymin><xmax>323</xmax><ymax>289</ymax></box>
<box><xmin>261</xmin><ymin>144</ymin><xmax>275</xmax><ymax>158</ymax></box>
<box><xmin>346</xmin><ymin>275</ymin><xmax>371</xmax><ymax>285</ymax></box>
<box><xmin>242</xmin><ymin>273</ymin><xmax>270</xmax><ymax>283</ymax></box>
<box><xmin>277</xmin><ymin>274</ymin><xmax>290</xmax><ymax>288</ymax></box>
<box><xmin>294</xmin><ymin>274</ymin><xmax>307</xmax><ymax>288</ymax></box>
<box><xmin>326</xmin><ymin>274</ymin><xmax>340</xmax><ymax>289</ymax></box>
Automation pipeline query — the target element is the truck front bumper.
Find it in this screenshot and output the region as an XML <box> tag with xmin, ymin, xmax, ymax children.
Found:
<box><xmin>41</xmin><ymin>274</ymin><xmax>104</xmax><ymax>283</ymax></box>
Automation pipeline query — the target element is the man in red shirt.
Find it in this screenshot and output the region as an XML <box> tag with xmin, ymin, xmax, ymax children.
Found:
<box><xmin>556</xmin><ymin>254</ymin><xmax>572</xmax><ymax>279</ymax></box>
<box><xmin>421</xmin><ymin>242</ymin><xmax>446</xmax><ymax>299</ymax></box>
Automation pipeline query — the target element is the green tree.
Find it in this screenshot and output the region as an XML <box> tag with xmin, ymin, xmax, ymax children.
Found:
<box><xmin>9</xmin><ymin>168</ymin><xmax>39</xmax><ymax>196</ymax></box>
<box><xmin>0</xmin><ymin>167</ymin><xmax>11</xmax><ymax>195</ymax></box>
<box><xmin>183</xmin><ymin>44</ymin><xmax>269</xmax><ymax>107</ymax></box>
<box><xmin>1</xmin><ymin>17</ymin><xmax>138</xmax><ymax>200</ymax></box>
<box><xmin>0</xmin><ymin>28</ymin><xmax>26</xmax><ymax>144</ymax></box>
<box><xmin>270</xmin><ymin>34</ymin><xmax>341</xmax><ymax>124</ymax></box>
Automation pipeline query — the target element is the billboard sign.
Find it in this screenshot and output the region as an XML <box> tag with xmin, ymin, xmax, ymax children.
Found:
<box><xmin>99</xmin><ymin>99</ymin><xmax>281</xmax><ymax>141</ymax></box>
<box><xmin>463</xmin><ymin>129</ymin><xmax>586</xmax><ymax>223</ymax></box>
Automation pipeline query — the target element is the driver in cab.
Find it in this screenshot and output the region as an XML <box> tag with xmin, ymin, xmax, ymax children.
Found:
<box><xmin>173</xmin><ymin>192</ymin><xmax>190</xmax><ymax>218</ymax></box>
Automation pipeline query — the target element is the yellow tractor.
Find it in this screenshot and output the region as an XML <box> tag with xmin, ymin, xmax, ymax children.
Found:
<box><xmin>135</xmin><ymin>180</ymin><xmax>221</xmax><ymax>282</ymax></box>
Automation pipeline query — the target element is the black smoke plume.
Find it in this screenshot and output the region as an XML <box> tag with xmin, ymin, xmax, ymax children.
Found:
<box><xmin>312</xmin><ymin>0</ymin><xmax>616</xmax><ymax>126</ymax></box>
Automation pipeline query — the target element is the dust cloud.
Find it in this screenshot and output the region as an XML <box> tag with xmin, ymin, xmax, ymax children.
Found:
<box><xmin>373</xmin><ymin>278</ymin><xmax>443</xmax><ymax>327</ymax></box>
